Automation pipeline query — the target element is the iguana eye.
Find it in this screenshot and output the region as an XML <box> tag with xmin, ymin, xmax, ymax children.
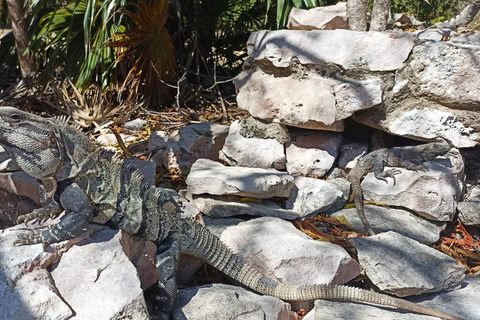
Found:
<box><xmin>9</xmin><ymin>113</ymin><xmax>23</xmax><ymax>122</ymax></box>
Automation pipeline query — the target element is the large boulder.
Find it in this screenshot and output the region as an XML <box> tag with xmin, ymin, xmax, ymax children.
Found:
<box><xmin>243</xmin><ymin>30</ymin><xmax>415</xmax><ymax>71</ymax></box>
<box><xmin>220</xmin><ymin>118</ymin><xmax>288</xmax><ymax>169</ymax></box>
<box><xmin>234</xmin><ymin>30</ymin><xmax>413</xmax><ymax>131</ymax></box>
<box><xmin>186</xmin><ymin>159</ymin><xmax>295</xmax><ymax>199</ymax></box>
<box><xmin>351</xmin><ymin>231</ymin><xmax>465</xmax><ymax>297</ymax></box>
<box><xmin>220</xmin><ymin>217</ymin><xmax>360</xmax><ymax>286</ymax></box>
<box><xmin>354</xmin><ymin>40</ymin><xmax>480</xmax><ymax>147</ymax></box>
<box><xmin>287</xmin><ymin>3</ymin><xmax>348</xmax><ymax>30</ymax></box>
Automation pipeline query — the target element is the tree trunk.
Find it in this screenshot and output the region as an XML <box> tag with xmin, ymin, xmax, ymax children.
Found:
<box><xmin>370</xmin><ymin>0</ymin><xmax>391</xmax><ymax>31</ymax></box>
<box><xmin>5</xmin><ymin>0</ymin><xmax>34</xmax><ymax>79</ymax></box>
<box><xmin>347</xmin><ymin>0</ymin><xmax>368</xmax><ymax>31</ymax></box>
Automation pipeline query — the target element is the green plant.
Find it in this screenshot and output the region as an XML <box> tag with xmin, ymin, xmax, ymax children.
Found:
<box><xmin>390</xmin><ymin>0</ymin><xmax>460</xmax><ymax>22</ymax></box>
<box><xmin>109</xmin><ymin>0</ymin><xmax>177</xmax><ymax>107</ymax></box>
<box><xmin>30</xmin><ymin>0</ymin><xmax>125</xmax><ymax>90</ymax></box>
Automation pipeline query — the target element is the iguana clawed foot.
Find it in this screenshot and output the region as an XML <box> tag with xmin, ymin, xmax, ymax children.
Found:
<box><xmin>13</xmin><ymin>229</ymin><xmax>48</xmax><ymax>246</ymax></box>
<box><xmin>17</xmin><ymin>202</ymin><xmax>63</xmax><ymax>226</ymax></box>
<box><xmin>376</xmin><ymin>168</ymin><xmax>402</xmax><ymax>184</ymax></box>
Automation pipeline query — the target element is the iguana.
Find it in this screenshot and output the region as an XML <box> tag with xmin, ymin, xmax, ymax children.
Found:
<box><xmin>347</xmin><ymin>142</ymin><xmax>451</xmax><ymax>235</ymax></box>
<box><xmin>0</xmin><ymin>107</ymin><xmax>463</xmax><ymax>320</ymax></box>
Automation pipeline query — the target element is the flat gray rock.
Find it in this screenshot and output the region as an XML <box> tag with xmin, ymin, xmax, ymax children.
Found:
<box><xmin>306</xmin><ymin>299</ymin><xmax>444</xmax><ymax>320</ymax></box>
<box><xmin>457</xmin><ymin>201</ymin><xmax>480</xmax><ymax>226</ymax></box>
<box><xmin>220</xmin><ymin>119</ymin><xmax>286</xmax><ymax>169</ymax></box>
<box><xmin>123</xmin><ymin>118</ymin><xmax>148</xmax><ymax>131</ymax></box>
<box><xmin>172</xmin><ymin>284</ymin><xmax>294</xmax><ymax>320</ymax></box>
<box><xmin>162</xmin><ymin>122</ymin><xmax>229</xmax><ymax>172</ymax></box>
<box><xmin>0</xmin><ymin>171</ymin><xmax>44</xmax><ymax>205</ymax></box>
<box><xmin>285</xmin><ymin>131</ymin><xmax>343</xmax><ymax>177</ymax></box>
<box><xmin>384</xmin><ymin>106</ymin><xmax>480</xmax><ymax>148</ymax></box>
<box><xmin>186</xmin><ymin>159</ymin><xmax>295</xmax><ymax>199</ymax></box>
<box><xmin>287</xmin><ymin>3</ymin><xmax>348</xmax><ymax>30</ymax></box>
<box><xmin>0</xmin><ymin>224</ymin><xmax>101</xmax><ymax>320</ymax></box>
<box><xmin>332</xmin><ymin>205</ymin><xmax>445</xmax><ymax>244</ymax></box>
<box><xmin>235</xmin><ymin>68</ymin><xmax>343</xmax><ymax>131</ymax></box>
<box><xmin>221</xmin><ymin>217</ymin><xmax>360</xmax><ymax>286</ymax></box>
<box><xmin>333</xmin><ymin>78</ymin><xmax>384</xmax><ymax>119</ymax></box>
<box><xmin>285</xmin><ymin>176</ymin><xmax>346</xmax><ymax>217</ymax></box>
<box><xmin>50</xmin><ymin>228</ymin><xmax>148</xmax><ymax>320</ymax></box>
<box><xmin>245</xmin><ymin>30</ymin><xmax>415</xmax><ymax>71</ymax></box>
<box><xmin>361</xmin><ymin>161</ymin><xmax>461</xmax><ymax>221</ymax></box>
<box><xmin>203</xmin><ymin>216</ymin><xmax>245</xmax><ymax>238</ymax></box>
<box><xmin>193</xmin><ymin>195</ymin><xmax>302</xmax><ymax>219</ymax></box>
<box><xmin>408</xmin><ymin>276</ymin><xmax>480</xmax><ymax>320</ymax></box>
<box><xmin>351</xmin><ymin>231</ymin><xmax>466</xmax><ymax>297</ymax></box>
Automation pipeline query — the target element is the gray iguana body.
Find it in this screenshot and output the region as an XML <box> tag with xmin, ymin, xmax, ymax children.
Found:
<box><xmin>0</xmin><ymin>107</ymin><xmax>463</xmax><ymax>320</ymax></box>
<box><xmin>347</xmin><ymin>142</ymin><xmax>451</xmax><ymax>235</ymax></box>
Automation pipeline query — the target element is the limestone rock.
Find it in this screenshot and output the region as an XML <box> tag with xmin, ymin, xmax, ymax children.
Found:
<box><xmin>235</xmin><ymin>30</ymin><xmax>415</xmax><ymax>131</ymax></box>
<box><xmin>0</xmin><ymin>171</ymin><xmax>44</xmax><ymax>205</ymax></box>
<box><xmin>0</xmin><ymin>189</ymin><xmax>38</xmax><ymax>229</ymax></box>
<box><xmin>457</xmin><ymin>201</ymin><xmax>480</xmax><ymax>226</ymax></box>
<box><xmin>408</xmin><ymin>276</ymin><xmax>480</xmax><ymax>320</ymax></box>
<box><xmin>361</xmin><ymin>161</ymin><xmax>461</xmax><ymax>221</ymax></box>
<box><xmin>162</xmin><ymin>122</ymin><xmax>229</xmax><ymax>172</ymax></box>
<box><xmin>351</xmin><ymin>231</ymin><xmax>465</xmax><ymax>297</ymax></box>
<box><xmin>332</xmin><ymin>205</ymin><xmax>446</xmax><ymax>244</ymax></box>
<box><xmin>0</xmin><ymin>224</ymin><xmax>105</xmax><ymax>320</ymax></box>
<box><xmin>411</xmin><ymin>29</ymin><xmax>451</xmax><ymax>41</ymax></box>
<box><xmin>355</xmin><ymin>40</ymin><xmax>480</xmax><ymax>148</ymax></box>
<box><xmin>0</xmin><ymin>270</ymin><xmax>73</xmax><ymax>320</ymax></box>
<box><xmin>285</xmin><ymin>131</ymin><xmax>342</xmax><ymax>177</ymax></box>
<box><xmin>220</xmin><ymin>217</ymin><xmax>360</xmax><ymax>286</ymax></box>
<box><xmin>235</xmin><ymin>117</ymin><xmax>290</xmax><ymax>143</ymax></box>
<box><xmin>308</xmin><ymin>299</ymin><xmax>440</xmax><ymax>320</ymax></box>
<box><xmin>333</xmin><ymin>78</ymin><xmax>384</xmax><ymax>119</ymax></box>
<box><xmin>220</xmin><ymin>119</ymin><xmax>286</xmax><ymax>169</ymax></box>
<box><xmin>186</xmin><ymin>159</ymin><xmax>295</xmax><ymax>199</ymax></box>
<box><xmin>203</xmin><ymin>216</ymin><xmax>245</xmax><ymax>238</ymax></box>
<box><xmin>451</xmin><ymin>32</ymin><xmax>480</xmax><ymax>44</ymax></box>
<box><xmin>469</xmin><ymin>185</ymin><xmax>480</xmax><ymax>201</ymax></box>
<box><xmin>149</xmin><ymin>130</ymin><xmax>169</xmax><ymax>152</ymax></box>
<box><xmin>245</xmin><ymin>30</ymin><xmax>415</xmax><ymax>71</ymax></box>
<box><xmin>234</xmin><ymin>68</ymin><xmax>342</xmax><ymax>131</ymax></box>
<box><xmin>172</xmin><ymin>284</ymin><xmax>294</xmax><ymax>320</ymax></box>
<box><xmin>287</xmin><ymin>3</ymin><xmax>348</xmax><ymax>31</ymax></box>
<box><xmin>193</xmin><ymin>196</ymin><xmax>302</xmax><ymax>219</ymax></box>
<box><xmin>50</xmin><ymin>228</ymin><xmax>148</xmax><ymax>319</ymax></box>
<box><xmin>386</xmin><ymin>107</ymin><xmax>480</xmax><ymax>148</ymax></box>
<box><xmin>284</xmin><ymin>176</ymin><xmax>346</xmax><ymax>217</ymax></box>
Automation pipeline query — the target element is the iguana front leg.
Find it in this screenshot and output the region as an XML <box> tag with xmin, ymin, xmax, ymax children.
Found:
<box><xmin>14</xmin><ymin>184</ymin><xmax>93</xmax><ymax>246</ymax></box>
<box><xmin>373</xmin><ymin>159</ymin><xmax>402</xmax><ymax>184</ymax></box>
<box><xmin>401</xmin><ymin>160</ymin><xmax>429</xmax><ymax>172</ymax></box>
<box><xmin>17</xmin><ymin>200</ymin><xmax>63</xmax><ymax>226</ymax></box>
<box><xmin>154</xmin><ymin>236</ymin><xmax>181</xmax><ymax>320</ymax></box>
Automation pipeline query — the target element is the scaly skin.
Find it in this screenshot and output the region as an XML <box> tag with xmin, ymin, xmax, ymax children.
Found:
<box><xmin>347</xmin><ymin>142</ymin><xmax>451</xmax><ymax>235</ymax></box>
<box><xmin>0</xmin><ymin>107</ymin><xmax>463</xmax><ymax>320</ymax></box>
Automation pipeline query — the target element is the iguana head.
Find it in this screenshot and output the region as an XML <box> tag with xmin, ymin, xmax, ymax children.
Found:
<box><xmin>421</xmin><ymin>141</ymin><xmax>451</xmax><ymax>160</ymax></box>
<box><xmin>0</xmin><ymin>107</ymin><xmax>62</xmax><ymax>179</ymax></box>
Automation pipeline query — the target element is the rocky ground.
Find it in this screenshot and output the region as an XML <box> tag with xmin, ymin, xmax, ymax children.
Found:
<box><xmin>2</xmin><ymin>3</ymin><xmax>480</xmax><ymax>320</ymax></box>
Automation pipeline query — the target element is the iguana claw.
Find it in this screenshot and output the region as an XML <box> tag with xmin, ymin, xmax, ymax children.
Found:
<box><xmin>13</xmin><ymin>230</ymin><xmax>46</xmax><ymax>246</ymax></box>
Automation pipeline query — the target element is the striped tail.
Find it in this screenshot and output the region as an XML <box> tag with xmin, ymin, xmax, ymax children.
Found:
<box><xmin>185</xmin><ymin>222</ymin><xmax>464</xmax><ymax>320</ymax></box>
<box><xmin>348</xmin><ymin>174</ymin><xmax>376</xmax><ymax>235</ymax></box>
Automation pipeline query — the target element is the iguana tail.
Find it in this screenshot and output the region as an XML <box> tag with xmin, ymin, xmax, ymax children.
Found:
<box><xmin>348</xmin><ymin>173</ymin><xmax>376</xmax><ymax>235</ymax></box>
<box><xmin>185</xmin><ymin>222</ymin><xmax>463</xmax><ymax>320</ymax></box>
